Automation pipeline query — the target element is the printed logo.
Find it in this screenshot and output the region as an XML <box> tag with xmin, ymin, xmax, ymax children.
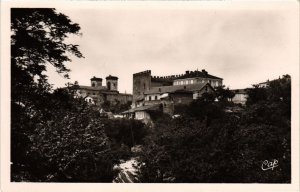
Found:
<box><xmin>261</xmin><ymin>159</ymin><xmax>278</xmax><ymax>171</ymax></box>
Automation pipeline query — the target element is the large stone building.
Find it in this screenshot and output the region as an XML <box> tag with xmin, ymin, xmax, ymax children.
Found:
<box><xmin>123</xmin><ymin>69</ymin><xmax>222</xmax><ymax>121</ymax></box>
<box><xmin>132</xmin><ymin>69</ymin><xmax>222</xmax><ymax>107</ymax></box>
<box><xmin>74</xmin><ymin>75</ymin><xmax>132</xmax><ymax>106</ymax></box>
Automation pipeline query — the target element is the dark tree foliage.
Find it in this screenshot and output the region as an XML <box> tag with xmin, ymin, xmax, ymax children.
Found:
<box><xmin>101</xmin><ymin>100</ymin><xmax>132</xmax><ymax>114</ymax></box>
<box><xmin>215</xmin><ymin>86</ymin><xmax>235</xmax><ymax>102</ymax></box>
<box><xmin>103</xmin><ymin>119</ymin><xmax>148</xmax><ymax>148</ymax></box>
<box><xmin>10</xmin><ymin>9</ymin><xmax>122</xmax><ymax>182</ymax></box>
<box><xmin>11</xmin><ymin>8</ymin><xmax>83</xmax><ymax>104</ymax></box>
<box><xmin>137</xmin><ymin>76</ymin><xmax>291</xmax><ymax>183</ymax></box>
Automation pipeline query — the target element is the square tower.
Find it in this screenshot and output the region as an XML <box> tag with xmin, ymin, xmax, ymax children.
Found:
<box><xmin>106</xmin><ymin>75</ymin><xmax>118</xmax><ymax>91</ymax></box>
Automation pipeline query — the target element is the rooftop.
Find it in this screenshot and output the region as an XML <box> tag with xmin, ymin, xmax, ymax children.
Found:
<box><xmin>106</xmin><ymin>75</ymin><xmax>118</xmax><ymax>80</ymax></box>
<box><xmin>144</xmin><ymin>83</ymin><xmax>210</xmax><ymax>94</ymax></box>
<box><xmin>122</xmin><ymin>104</ymin><xmax>160</xmax><ymax>113</ymax></box>
<box><xmin>77</xmin><ymin>85</ymin><xmax>107</xmax><ymax>91</ymax></box>
<box><xmin>175</xmin><ymin>70</ymin><xmax>222</xmax><ymax>80</ymax></box>
<box><xmin>90</xmin><ymin>76</ymin><xmax>102</xmax><ymax>81</ymax></box>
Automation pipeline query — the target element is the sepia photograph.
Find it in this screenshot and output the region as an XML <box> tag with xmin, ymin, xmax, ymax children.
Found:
<box><xmin>1</xmin><ymin>0</ymin><xmax>299</xmax><ymax>191</ymax></box>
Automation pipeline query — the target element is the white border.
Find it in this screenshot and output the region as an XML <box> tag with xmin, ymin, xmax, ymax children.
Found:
<box><xmin>1</xmin><ymin>1</ymin><xmax>299</xmax><ymax>192</ymax></box>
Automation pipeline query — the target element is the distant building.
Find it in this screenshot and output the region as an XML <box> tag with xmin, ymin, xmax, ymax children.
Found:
<box><xmin>132</xmin><ymin>69</ymin><xmax>222</xmax><ymax>107</ymax></box>
<box><xmin>258</xmin><ymin>75</ymin><xmax>291</xmax><ymax>88</ymax></box>
<box><xmin>73</xmin><ymin>75</ymin><xmax>132</xmax><ymax>106</ymax></box>
<box><xmin>123</xmin><ymin>69</ymin><xmax>221</xmax><ymax>121</ymax></box>
<box><xmin>231</xmin><ymin>89</ymin><xmax>248</xmax><ymax>105</ymax></box>
<box><xmin>230</xmin><ymin>74</ymin><xmax>291</xmax><ymax>105</ymax></box>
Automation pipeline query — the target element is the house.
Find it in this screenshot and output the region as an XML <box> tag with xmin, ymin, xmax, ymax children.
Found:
<box><xmin>71</xmin><ymin>76</ymin><xmax>132</xmax><ymax>106</ymax></box>
<box><xmin>132</xmin><ymin>69</ymin><xmax>222</xmax><ymax>108</ymax></box>
<box><xmin>124</xmin><ymin>69</ymin><xmax>219</xmax><ymax>121</ymax></box>
<box><xmin>231</xmin><ymin>89</ymin><xmax>248</xmax><ymax>105</ymax></box>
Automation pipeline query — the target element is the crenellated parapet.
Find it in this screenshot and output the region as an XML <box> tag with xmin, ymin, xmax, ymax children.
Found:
<box><xmin>151</xmin><ymin>74</ymin><xmax>186</xmax><ymax>81</ymax></box>
<box><xmin>133</xmin><ymin>70</ymin><xmax>151</xmax><ymax>77</ymax></box>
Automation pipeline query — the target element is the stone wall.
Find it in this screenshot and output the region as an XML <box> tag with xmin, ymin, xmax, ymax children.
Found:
<box><xmin>132</xmin><ymin>70</ymin><xmax>152</xmax><ymax>103</ymax></box>
<box><xmin>106</xmin><ymin>93</ymin><xmax>133</xmax><ymax>105</ymax></box>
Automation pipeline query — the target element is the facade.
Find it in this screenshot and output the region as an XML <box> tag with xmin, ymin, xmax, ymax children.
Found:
<box><xmin>132</xmin><ymin>69</ymin><xmax>222</xmax><ymax>107</ymax></box>
<box><xmin>74</xmin><ymin>76</ymin><xmax>132</xmax><ymax>106</ymax></box>
<box><xmin>125</xmin><ymin>69</ymin><xmax>221</xmax><ymax>120</ymax></box>
<box><xmin>231</xmin><ymin>89</ymin><xmax>248</xmax><ymax>105</ymax></box>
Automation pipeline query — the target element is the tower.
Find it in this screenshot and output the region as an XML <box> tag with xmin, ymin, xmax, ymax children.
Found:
<box><xmin>106</xmin><ymin>75</ymin><xmax>118</xmax><ymax>91</ymax></box>
<box><xmin>90</xmin><ymin>76</ymin><xmax>102</xmax><ymax>87</ymax></box>
<box><xmin>132</xmin><ymin>70</ymin><xmax>152</xmax><ymax>104</ymax></box>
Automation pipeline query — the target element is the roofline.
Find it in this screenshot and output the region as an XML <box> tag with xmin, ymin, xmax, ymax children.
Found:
<box><xmin>144</xmin><ymin>82</ymin><xmax>213</xmax><ymax>95</ymax></box>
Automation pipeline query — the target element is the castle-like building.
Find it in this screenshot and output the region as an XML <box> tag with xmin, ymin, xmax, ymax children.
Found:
<box><xmin>74</xmin><ymin>75</ymin><xmax>132</xmax><ymax>106</ymax></box>
<box><xmin>123</xmin><ymin>69</ymin><xmax>223</xmax><ymax>121</ymax></box>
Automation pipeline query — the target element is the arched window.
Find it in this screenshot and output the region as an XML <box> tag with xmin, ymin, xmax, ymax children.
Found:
<box><xmin>107</xmin><ymin>82</ymin><xmax>111</xmax><ymax>90</ymax></box>
<box><xmin>92</xmin><ymin>82</ymin><xmax>95</xmax><ymax>87</ymax></box>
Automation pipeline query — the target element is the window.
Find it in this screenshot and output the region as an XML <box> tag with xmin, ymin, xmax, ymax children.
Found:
<box><xmin>155</xmin><ymin>96</ymin><xmax>158</xmax><ymax>100</ymax></box>
<box><xmin>144</xmin><ymin>83</ymin><xmax>146</xmax><ymax>90</ymax></box>
<box><xmin>186</xmin><ymin>80</ymin><xmax>189</xmax><ymax>84</ymax></box>
<box><xmin>93</xmin><ymin>93</ymin><xmax>95</xmax><ymax>95</ymax></box>
<box><xmin>216</xmin><ymin>81</ymin><xmax>219</xmax><ymax>86</ymax></box>
<box><xmin>149</xmin><ymin>96</ymin><xmax>152</xmax><ymax>101</ymax></box>
<box><xmin>208</xmin><ymin>80</ymin><xmax>211</xmax><ymax>84</ymax></box>
<box><xmin>92</xmin><ymin>83</ymin><xmax>95</xmax><ymax>87</ymax></box>
<box><xmin>191</xmin><ymin>79</ymin><xmax>194</xmax><ymax>84</ymax></box>
<box><xmin>180</xmin><ymin>81</ymin><xmax>183</xmax><ymax>85</ymax></box>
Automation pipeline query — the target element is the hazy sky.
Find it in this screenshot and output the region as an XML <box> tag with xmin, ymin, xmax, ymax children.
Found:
<box><xmin>46</xmin><ymin>2</ymin><xmax>299</xmax><ymax>94</ymax></box>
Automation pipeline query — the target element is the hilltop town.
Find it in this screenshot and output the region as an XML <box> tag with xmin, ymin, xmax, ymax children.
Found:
<box><xmin>9</xmin><ymin>7</ymin><xmax>293</xmax><ymax>185</ymax></box>
<box><xmin>70</xmin><ymin>69</ymin><xmax>289</xmax><ymax>123</ymax></box>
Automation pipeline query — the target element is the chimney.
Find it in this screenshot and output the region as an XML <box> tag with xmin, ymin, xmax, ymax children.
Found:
<box><xmin>202</xmin><ymin>69</ymin><xmax>208</xmax><ymax>75</ymax></box>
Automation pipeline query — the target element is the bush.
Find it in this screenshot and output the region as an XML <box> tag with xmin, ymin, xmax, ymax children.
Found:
<box><xmin>136</xmin><ymin>77</ymin><xmax>291</xmax><ymax>183</ymax></box>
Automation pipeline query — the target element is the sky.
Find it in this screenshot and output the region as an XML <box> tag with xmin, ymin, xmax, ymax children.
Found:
<box><xmin>46</xmin><ymin>2</ymin><xmax>299</xmax><ymax>94</ymax></box>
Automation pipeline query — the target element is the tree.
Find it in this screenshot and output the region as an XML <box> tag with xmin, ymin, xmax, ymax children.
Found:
<box><xmin>11</xmin><ymin>8</ymin><xmax>119</xmax><ymax>182</ymax></box>
<box><xmin>11</xmin><ymin>8</ymin><xmax>83</xmax><ymax>104</ymax></box>
<box><xmin>137</xmin><ymin>75</ymin><xmax>291</xmax><ymax>183</ymax></box>
<box><xmin>215</xmin><ymin>86</ymin><xmax>235</xmax><ymax>102</ymax></box>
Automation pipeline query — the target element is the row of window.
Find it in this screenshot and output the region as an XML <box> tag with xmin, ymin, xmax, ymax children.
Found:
<box><xmin>146</xmin><ymin>95</ymin><xmax>158</xmax><ymax>101</ymax></box>
<box><xmin>173</xmin><ymin>79</ymin><xmax>219</xmax><ymax>87</ymax></box>
<box><xmin>174</xmin><ymin>79</ymin><xmax>195</xmax><ymax>85</ymax></box>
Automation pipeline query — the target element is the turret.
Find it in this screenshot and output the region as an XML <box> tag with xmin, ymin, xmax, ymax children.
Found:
<box><xmin>106</xmin><ymin>75</ymin><xmax>118</xmax><ymax>91</ymax></box>
<box><xmin>90</xmin><ymin>76</ymin><xmax>102</xmax><ymax>87</ymax></box>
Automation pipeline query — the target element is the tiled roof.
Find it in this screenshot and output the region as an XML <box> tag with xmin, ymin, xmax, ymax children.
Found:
<box><xmin>135</xmin><ymin>95</ymin><xmax>145</xmax><ymax>101</ymax></box>
<box><xmin>144</xmin><ymin>83</ymin><xmax>209</xmax><ymax>94</ymax></box>
<box><xmin>122</xmin><ymin>104</ymin><xmax>160</xmax><ymax>113</ymax></box>
<box><xmin>106</xmin><ymin>75</ymin><xmax>118</xmax><ymax>80</ymax></box>
<box><xmin>78</xmin><ymin>85</ymin><xmax>107</xmax><ymax>91</ymax></box>
<box><xmin>90</xmin><ymin>76</ymin><xmax>102</xmax><ymax>81</ymax></box>
<box><xmin>231</xmin><ymin>89</ymin><xmax>247</xmax><ymax>94</ymax></box>
<box><xmin>175</xmin><ymin>70</ymin><xmax>222</xmax><ymax>80</ymax></box>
